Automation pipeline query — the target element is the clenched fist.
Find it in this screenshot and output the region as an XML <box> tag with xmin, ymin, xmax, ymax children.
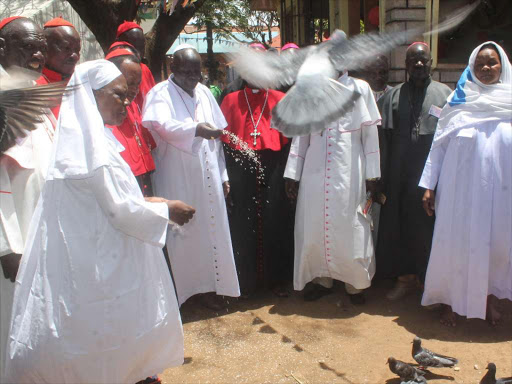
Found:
<box><xmin>167</xmin><ymin>200</ymin><xmax>196</xmax><ymax>225</ymax></box>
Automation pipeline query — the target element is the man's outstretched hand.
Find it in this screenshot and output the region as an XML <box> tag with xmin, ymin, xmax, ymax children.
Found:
<box><xmin>196</xmin><ymin>123</ymin><xmax>223</xmax><ymax>140</ymax></box>
<box><xmin>167</xmin><ymin>200</ymin><xmax>196</xmax><ymax>225</ymax></box>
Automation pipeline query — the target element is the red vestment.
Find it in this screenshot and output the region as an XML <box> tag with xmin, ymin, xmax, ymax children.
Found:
<box><xmin>220</xmin><ymin>87</ymin><xmax>288</xmax><ymax>151</ymax></box>
<box><xmin>36</xmin><ymin>67</ymin><xmax>66</xmax><ymax>118</ymax></box>
<box><xmin>109</xmin><ymin>101</ymin><xmax>156</xmax><ymax>176</ymax></box>
<box><xmin>134</xmin><ymin>63</ymin><xmax>156</xmax><ymax>112</ymax></box>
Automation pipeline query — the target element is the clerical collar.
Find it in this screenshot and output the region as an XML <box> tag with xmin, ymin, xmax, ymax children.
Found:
<box><xmin>42</xmin><ymin>66</ymin><xmax>65</xmax><ymax>82</ymax></box>
<box><xmin>244</xmin><ymin>86</ymin><xmax>262</xmax><ymax>94</ymax></box>
<box><xmin>407</xmin><ymin>75</ymin><xmax>432</xmax><ymax>89</ymax></box>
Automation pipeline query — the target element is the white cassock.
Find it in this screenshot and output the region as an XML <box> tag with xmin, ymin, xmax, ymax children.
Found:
<box><xmin>420</xmin><ymin>42</ymin><xmax>512</xmax><ymax>320</ymax></box>
<box><xmin>284</xmin><ymin>74</ymin><xmax>381</xmax><ymax>291</ymax></box>
<box><xmin>0</xmin><ymin>67</ymin><xmax>55</xmax><ymax>384</ymax></box>
<box><xmin>4</xmin><ymin>60</ymin><xmax>183</xmax><ymax>384</ymax></box>
<box><xmin>143</xmin><ymin>78</ymin><xmax>240</xmax><ymax>305</ymax></box>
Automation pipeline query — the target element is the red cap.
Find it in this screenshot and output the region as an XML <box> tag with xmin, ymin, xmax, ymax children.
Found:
<box><xmin>281</xmin><ymin>43</ymin><xmax>299</xmax><ymax>51</ymax></box>
<box><xmin>105</xmin><ymin>49</ymin><xmax>135</xmax><ymax>60</ymax></box>
<box><xmin>44</xmin><ymin>17</ymin><xmax>76</xmax><ymax>29</ymax></box>
<box><xmin>116</xmin><ymin>21</ymin><xmax>142</xmax><ymax>37</ymax></box>
<box><xmin>109</xmin><ymin>41</ymin><xmax>136</xmax><ymax>50</ymax></box>
<box><xmin>0</xmin><ymin>16</ymin><xmax>23</xmax><ymax>30</ymax></box>
<box><xmin>249</xmin><ymin>43</ymin><xmax>266</xmax><ymax>51</ymax></box>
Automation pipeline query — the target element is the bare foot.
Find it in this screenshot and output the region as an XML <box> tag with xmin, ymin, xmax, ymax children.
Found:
<box><xmin>486</xmin><ymin>296</ymin><xmax>502</xmax><ymax>326</ymax></box>
<box><xmin>440</xmin><ymin>305</ymin><xmax>457</xmax><ymax>327</ymax></box>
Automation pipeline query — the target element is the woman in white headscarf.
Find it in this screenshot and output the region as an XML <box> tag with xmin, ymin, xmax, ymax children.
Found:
<box><xmin>419</xmin><ymin>42</ymin><xmax>512</xmax><ymax>327</ymax></box>
<box><xmin>4</xmin><ymin>60</ymin><xmax>195</xmax><ymax>383</ymax></box>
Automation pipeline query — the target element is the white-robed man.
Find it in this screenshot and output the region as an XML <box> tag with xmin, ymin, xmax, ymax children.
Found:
<box><xmin>4</xmin><ymin>60</ymin><xmax>195</xmax><ymax>384</ymax></box>
<box><xmin>142</xmin><ymin>45</ymin><xmax>240</xmax><ymax>310</ymax></box>
<box><xmin>0</xmin><ymin>16</ymin><xmax>55</xmax><ymax>383</ymax></box>
<box><xmin>284</xmin><ymin>71</ymin><xmax>381</xmax><ymax>305</ymax></box>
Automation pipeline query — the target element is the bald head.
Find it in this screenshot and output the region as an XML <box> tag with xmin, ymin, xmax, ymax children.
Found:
<box><xmin>0</xmin><ymin>17</ymin><xmax>46</xmax><ymax>73</ymax></box>
<box><xmin>171</xmin><ymin>48</ymin><xmax>202</xmax><ymax>96</ymax></box>
<box><xmin>406</xmin><ymin>43</ymin><xmax>432</xmax><ymax>83</ymax></box>
<box><xmin>44</xmin><ymin>26</ymin><xmax>81</xmax><ymax>77</ymax></box>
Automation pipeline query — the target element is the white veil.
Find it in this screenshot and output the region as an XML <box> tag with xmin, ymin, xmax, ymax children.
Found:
<box><xmin>49</xmin><ymin>59</ymin><xmax>122</xmax><ymax>180</ymax></box>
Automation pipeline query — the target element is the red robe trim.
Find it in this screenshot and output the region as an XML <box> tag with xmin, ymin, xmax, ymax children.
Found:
<box><xmin>220</xmin><ymin>87</ymin><xmax>288</xmax><ymax>151</ymax></box>
<box><xmin>109</xmin><ymin>102</ymin><xmax>157</xmax><ymax>176</ymax></box>
<box><xmin>134</xmin><ymin>63</ymin><xmax>156</xmax><ymax>112</ymax></box>
<box><xmin>36</xmin><ymin>67</ymin><xmax>66</xmax><ymax>118</ymax></box>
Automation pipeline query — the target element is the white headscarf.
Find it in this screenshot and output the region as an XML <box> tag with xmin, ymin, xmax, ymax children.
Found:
<box><xmin>49</xmin><ymin>59</ymin><xmax>123</xmax><ymax>179</ymax></box>
<box><xmin>431</xmin><ymin>42</ymin><xmax>512</xmax><ymax>147</ymax></box>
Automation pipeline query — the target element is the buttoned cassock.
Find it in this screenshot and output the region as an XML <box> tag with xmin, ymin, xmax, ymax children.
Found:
<box><xmin>284</xmin><ymin>74</ymin><xmax>381</xmax><ymax>291</ymax></box>
<box><xmin>143</xmin><ymin>78</ymin><xmax>240</xmax><ymax>305</ymax></box>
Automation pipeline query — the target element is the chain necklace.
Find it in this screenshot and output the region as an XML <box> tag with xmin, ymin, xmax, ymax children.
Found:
<box><xmin>244</xmin><ymin>88</ymin><xmax>268</xmax><ymax>146</ymax></box>
<box><xmin>407</xmin><ymin>81</ymin><xmax>428</xmax><ymax>142</ymax></box>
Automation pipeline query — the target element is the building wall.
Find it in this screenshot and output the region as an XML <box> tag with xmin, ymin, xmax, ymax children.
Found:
<box><xmin>382</xmin><ymin>0</ymin><xmax>465</xmax><ymax>89</ymax></box>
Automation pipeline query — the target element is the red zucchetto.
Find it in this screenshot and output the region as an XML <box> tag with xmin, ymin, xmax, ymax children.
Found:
<box><xmin>105</xmin><ymin>49</ymin><xmax>135</xmax><ymax>60</ymax></box>
<box><xmin>0</xmin><ymin>16</ymin><xmax>23</xmax><ymax>30</ymax></box>
<box><xmin>44</xmin><ymin>17</ymin><xmax>76</xmax><ymax>29</ymax></box>
<box><xmin>116</xmin><ymin>21</ymin><xmax>142</xmax><ymax>37</ymax></box>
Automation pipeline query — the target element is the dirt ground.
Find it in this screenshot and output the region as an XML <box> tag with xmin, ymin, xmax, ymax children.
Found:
<box><xmin>160</xmin><ymin>280</ymin><xmax>512</xmax><ymax>384</ymax></box>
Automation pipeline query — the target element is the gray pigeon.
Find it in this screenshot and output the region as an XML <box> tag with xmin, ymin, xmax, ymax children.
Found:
<box><xmin>401</xmin><ymin>378</ymin><xmax>428</xmax><ymax>384</ymax></box>
<box><xmin>387</xmin><ymin>357</ymin><xmax>426</xmax><ymax>381</ymax></box>
<box><xmin>412</xmin><ymin>337</ymin><xmax>458</xmax><ymax>368</ymax></box>
<box><xmin>230</xmin><ymin>1</ymin><xmax>480</xmax><ymax>137</ymax></box>
<box><xmin>480</xmin><ymin>363</ymin><xmax>512</xmax><ymax>384</ymax></box>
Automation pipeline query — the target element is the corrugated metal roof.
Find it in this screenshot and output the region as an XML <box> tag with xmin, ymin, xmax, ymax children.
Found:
<box><xmin>167</xmin><ymin>31</ymin><xmax>279</xmax><ymax>55</ymax></box>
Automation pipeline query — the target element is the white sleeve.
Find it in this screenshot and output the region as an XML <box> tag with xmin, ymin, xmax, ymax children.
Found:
<box><xmin>361</xmin><ymin>81</ymin><xmax>381</xmax><ymax>180</ymax></box>
<box><xmin>284</xmin><ymin>135</ymin><xmax>310</xmax><ymax>181</ymax></box>
<box><xmin>419</xmin><ymin>140</ymin><xmax>449</xmax><ymax>190</ymax></box>
<box><xmin>142</xmin><ymin>86</ymin><xmax>202</xmax><ymax>155</ymax></box>
<box><xmin>86</xmin><ymin>166</ymin><xmax>169</xmax><ymax>248</ymax></box>
<box><xmin>217</xmin><ymin>142</ymin><xmax>229</xmax><ymax>183</ymax></box>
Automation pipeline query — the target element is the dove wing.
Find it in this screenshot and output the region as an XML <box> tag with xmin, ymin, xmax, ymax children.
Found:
<box><xmin>328</xmin><ymin>0</ymin><xmax>481</xmax><ymax>73</ymax></box>
<box><xmin>229</xmin><ymin>45</ymin><xmax>314</xmax><ymax>90</ymax></box>
<box><xmin>0</xmin><ymin>81</ymin><xmax>70</xmax><ymax>153</ymax></box>
<box><xmin>414</xmin><ymin>350</ymin><xmax>436</xmax><ymax>366</ymax></box>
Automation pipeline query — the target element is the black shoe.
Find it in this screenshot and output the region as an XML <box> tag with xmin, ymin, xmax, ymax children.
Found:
<box><xmin>349</xmin><ymin>292</ymin><xmax>365</xmax><ymax>305</ymax></box>
<box><xmin>304</xmin><ymin>285</ymin><xmax>333</xmax><ymax>301</ymax></box>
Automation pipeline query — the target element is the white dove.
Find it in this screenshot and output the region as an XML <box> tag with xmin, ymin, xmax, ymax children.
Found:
<box><xmin>230</xmin><ymin>0</ymin><xmax>481</xmax><ymax>137</ymax></box>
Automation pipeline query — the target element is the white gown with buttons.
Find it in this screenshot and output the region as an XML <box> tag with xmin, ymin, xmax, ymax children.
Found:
<box><xmin>284</xmin><ymin>74</ymin><xmax>381</xmax><ymax>291</ymax></box>
<box><xmin>143</xmin><ymin>79</ymin><xmax>240</xmax><ymax>305</ymax></box>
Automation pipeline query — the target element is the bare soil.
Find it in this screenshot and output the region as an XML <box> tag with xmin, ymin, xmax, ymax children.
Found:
<box><xmin>161</xmin><ymin>280</ymin><xmax>512</xmax><ymax>384</ymax></box>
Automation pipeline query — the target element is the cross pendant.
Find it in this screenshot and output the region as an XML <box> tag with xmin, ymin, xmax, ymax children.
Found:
<box><xmin>249</xmin><ymin>128</ymin><xmax>261</xmax><ymax>146</ymax></box>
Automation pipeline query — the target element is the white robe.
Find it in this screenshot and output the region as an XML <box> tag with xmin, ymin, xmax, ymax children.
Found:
<box><xmin>284</xmin><ymin>75</ymin><xmax>381</xmax><ymax>291</ymax></box>
<box><xmin>143</xmin><ymin>79</ymin><xmax>240</xmax><ymax>305</ymax></box>
<box><xmin>0</xmin><ymin>114</ymin><xmax>54</xmax><ymax>384</ymax></box>
<box><xmin>420</xmin><ymin>120</ymin><xmax>512</xmax><ymax>319</ymax></box>
<box><xmin>4</xmin><ymin>128</ymin><xmax>184</xmax><ymax>383</ymax></box>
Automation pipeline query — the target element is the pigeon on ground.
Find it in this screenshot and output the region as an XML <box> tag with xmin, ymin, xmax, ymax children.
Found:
<box><xmin>480</xmin><ymin>363</ymin><xmax>512</xmax><ymax>384</ymax></box>
<box><xmin>230</xmin><ymin>1</ymin><xmax>480</xmax><ymax>137</ymax></box>
<box><xmin>0</xmin><ymin>68</ymin><xmax>71</xmax><ymax>154</ymax></box>
<box><xmin>387</xmin><ymin>357</ymin><xmax>426</xmax><ymax>382</ymax></box>
<box><xmin>412</xmin><ymin>337</ymin><xmax>458</xmax><ymax>368</ymax></box>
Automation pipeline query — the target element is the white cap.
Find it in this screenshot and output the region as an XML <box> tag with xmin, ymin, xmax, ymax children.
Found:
<box><xmin>172</xmin><ymin>43</ymin><xmax>197</xmax><ymax>54</ymax></box>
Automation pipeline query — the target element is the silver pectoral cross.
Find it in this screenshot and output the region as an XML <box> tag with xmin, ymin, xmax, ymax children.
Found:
<box><xmin>250</xmin><ymin>128</ymin><xmax>261</xmax><ymax>146</ymax></box>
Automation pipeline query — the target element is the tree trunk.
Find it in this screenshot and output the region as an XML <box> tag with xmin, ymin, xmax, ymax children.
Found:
<box><xmin>66</xmin><ymin>0</ymin><xmax>139</xmax><ymax>52</ymax></box>
<box><xmin>66</xmin><ymin>0</ymin><xmax>205</xmax><ymax>81</ymax></box>
<box><xmin>205</xmin><ymin>22</ymin><xmax>218</xmax><ymax>82</ymax></box>
<box><xmin>145</xmin><ymin>0</ymin><xmax>206</xmax><ymax>81</ymax></box>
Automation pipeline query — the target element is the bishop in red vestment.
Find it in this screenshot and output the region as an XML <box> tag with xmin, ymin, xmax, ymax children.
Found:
<box><xmin>106</xmin><ymin>49</ymin><xmax>156</xmax><ymax>196</ymax></box>
<box><xmin>114</xmin><ymin>21</ymin><xmax>156</xmax><ymax>112</ymax></box>
<box><xmin>221</xmin><ymin>86</ymin><xmax>295</xmax><ymax>296</ymax></box>
<box><xmin>36</xmin><ymin>17</ymin><xmax>81</xmax><ymax>118</ymax></box>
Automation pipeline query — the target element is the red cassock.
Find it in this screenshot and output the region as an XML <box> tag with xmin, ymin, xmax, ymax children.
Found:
<box><xmin>220</xmin><ymin>87</ymin><xmax>288</xmax><ymax>151</ymax></box>
<box><xmin>36</xmin><ymin>67</ymin><xmax>65</xmax><ymax>118</ymax></box>
<box><xmin>134</xmin><ymin>63</ymin><xmax>156</xmax><ymax>112</ymax></box>
<box><xmin>110</xmin><ymin>101</ymin><xmax>156</xmax><ymax>176</ymax></box>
